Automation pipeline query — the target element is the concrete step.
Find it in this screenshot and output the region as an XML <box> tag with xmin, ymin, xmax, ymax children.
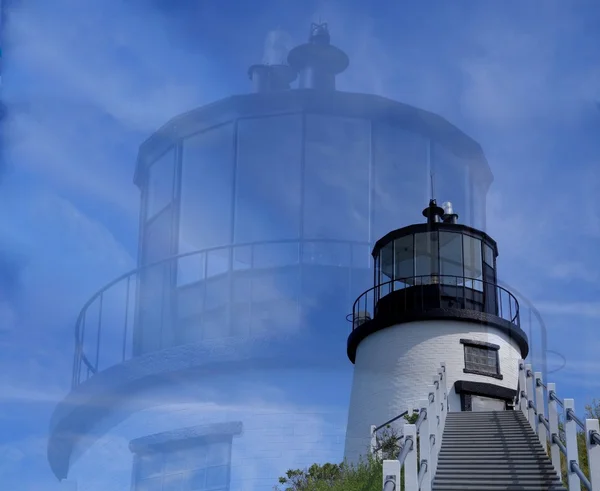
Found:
<box><xmin>444</xmin><ymin>421</ymin><xmax>530</xmax><ymax>427</ymax></box>
<box><xmin>442</xmin><ymin>433</ymin><xmax>533</xmax><ymax>437</ymax></box>
<box><xmin>442</xmin><ymin>430</ymin><xmax>538</xmax><ymax>434</ymax></box>
<box><xmin>439</xmin><ymin>441</ymin><xmax>541</xmax><ymax>447</ymax></box>
<box><xmin>444</xmin><ymin>420</ymin><xmax>531</xmax><ymax>428</ymax></box>
<box><xmin>440</xmin><ymin>435</ymin><xmax>543</xmax><ymax>441</ymax></box>
<box><xmin>436</xmin><ymin>464</ymin><xmax>557</xmax><ymax>472</ymax></box>
<box><xmin>437</xmin><ymin>454</ymin><xmax>550</xmax><ymax>461</ymax></box>
<box><xmin>438</xmin><ymin>443</ymin><xmax>545</xmax><ymax>448</ymax></box>
<box><xmin>446</xmin><ymin>416</ymin><xmax>524</xmax><ymax>419</ymax></box>
<box><xmin>438</xmin><ymin>449</ymin><xmax>548</xmax><ymax>456</ymax></box>
<box><xmin>446</xmin><ymin>414</ymin><xmax>522</xmax><ymax>417</ymax></box>
<box><xmin>434</xmin><ymin>477</ymin><xmax>564</xmax><ymax>484</ymax></box>
<box><xmin>445</xmin><ymin>422</ymin><xmax>530</xmax><ymax>426</ymax></box>
<box><xmin>443</xmin><ymin>426</ymin><xmax>535</xmax><ymax>430</ymax></box>
<box><xmin>444</xmin><ymin>422</ymin><xmax>529</xmax><ymax>426</ymax></box>
<box><xmin>433</xmin><ymin>480</ymin><xmax>564</xmax><ymax>487</ymax></box>
<box><xmin>438</xmin><ymin>448</ymin><xmax>547</xmax><ymax>453</ymax></box>
<box><xmin>437</xmin><ymin>459</ymin><xmax>556</xmax><ymax>466</ymax></box>
<box><xmin>444</xmin><ymin>422</ymin><xmax>529</xmax><ymax>427</ymax></box>
<box><xmin>444</xmin><ymin>424</ymin><xmax>532</xmax><ymax>428</ymax></box>
<box><xmin>432</xmin><ymin>484</ymin><xmax>567</xmax><ymax>490</ymax></box>
<box><xmin>436</xmin><ymin>469</ymin><xmax>561</xmax><ymax>476</ymax></box>
<box><xmin>446</xmin><ymin>413</ymin><xmax>527</xmax><ymax>423</ymax></box>
<box><xmin>437</xmin><ymin>456</ymin><xmax>551</xmax><ymax>462</ymax></box>
<box><xmin>442</xmin><ymin>432</ymin><xmax>536</xmax><ymax>437</ymax></box>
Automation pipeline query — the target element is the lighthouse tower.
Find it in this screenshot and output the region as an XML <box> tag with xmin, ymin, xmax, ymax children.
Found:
<box><xmin>344</xmin><ymin>199</ymin><xmax>530</xmax><ymax>464</ymax></box>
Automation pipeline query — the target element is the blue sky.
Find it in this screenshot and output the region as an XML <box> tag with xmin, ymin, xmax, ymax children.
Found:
<box><xmin>1</xmin><ymin>0</ymin><xmax>600</xmax><ymax>489</ymax></box>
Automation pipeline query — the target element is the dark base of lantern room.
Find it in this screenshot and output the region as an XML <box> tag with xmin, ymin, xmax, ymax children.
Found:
<box><xmin>347</xmin><ymin>283</ymin><xmax>529</xmax><ymax>364</ymax></box>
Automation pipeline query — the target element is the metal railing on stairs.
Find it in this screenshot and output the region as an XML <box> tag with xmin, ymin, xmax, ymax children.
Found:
<box><xmin>518</xmin><ymin>360</ymin><xmax>600</xmax><ymax>491</ymax></box>
<box><xmin>370</xmin><ymin>362</ymin><xmax>448</xmax><ymax>491</ymax></box>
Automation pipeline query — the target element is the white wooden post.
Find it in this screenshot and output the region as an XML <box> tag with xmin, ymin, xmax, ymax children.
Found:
<box><xmin>585</xmin><ymin>418</ymin><xmax>600</xmax><ymax>491</ymax></box>
<box><xmin>547</xmin><ymin>383</ymin><xmax>561</xmax><ymax>477</ymax></box>
<box><xmin>383</xmin><ymin>460</ymin><xmax>400</xmax><ymax>491</ymax></box>
<box><xmin>534</xmin><ymin>372</ymin><xmax>547</xmax><ymax>449</ymax></box>
<box><xmin>433</xmin><ymin>375</ymin><xmax>442</xmax><ymax>458</ymax></box>
<box><xmin>427</xmin><ymin>384</ymin><xmax>438</xmax><ymax>482</ymax></box>
<box><xmin>438</xmin><ymin>367</ymin><xmax>447</xmax><ymax>430</ymax></box>
<box><xmin>419</xmin><ymin>399</ymin><xmax>431</xmax><ymax>491</ymax></box>
<box><xmin>404</xmin><ymin>424</ymin><xmax>418</xmax><ymax>491</ymax></box>
<box><xmin>565</xmin><ymin>399</ymin><xmax>581</xmax><ymax>491</ymax></box>
<box><xmin>525</xmin><ymin>364</ymin><xmax>536</xmax><ymax>432</ymax></box>
<box><xmin>518</xmin><ymin>360</ymin><xmax>528</xmax><ymax>419</ymax></box>
<box><xmin>437</xmin><ymin>369</ymin><xmax>444</xmax><ymax>429</ymax></box>
<box><xmin>371</xmin><ymin>424</ymin><xmax>378</xmax><ymax>458</ymax></box>
<box><xmin>440</xmin><ymin>362</ymin><xmax>448</xmax><ymax>415</ymax></box>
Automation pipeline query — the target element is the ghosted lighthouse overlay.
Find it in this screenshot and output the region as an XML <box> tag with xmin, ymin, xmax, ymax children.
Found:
<box><xmin>46</xmin><ymin>23</ymin><xmax>542</xmax><ymax>491</ymax></box>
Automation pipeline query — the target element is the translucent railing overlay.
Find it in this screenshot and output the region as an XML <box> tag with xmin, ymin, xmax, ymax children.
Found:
<box><xmin>72</xmin><ymin>239</ymin><xmax>371</xmax><ymax>388</ymax></box>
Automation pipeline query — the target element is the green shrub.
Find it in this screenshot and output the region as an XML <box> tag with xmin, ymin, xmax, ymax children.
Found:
<box><xmin>275</xmin><ymin>413</ymin><xmax>419</xmax><ymax>491</ymax></box>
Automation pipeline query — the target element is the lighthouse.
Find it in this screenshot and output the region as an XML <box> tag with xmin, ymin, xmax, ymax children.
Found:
<box><xmin>344</xmin><ymin>199</ymin><xmax>529</xmax><ymax>464</ymax></box>
<box><xmin>45</xmin><ymin>23</ymin><xmax>547</xmax><ymax>491</ymax></box>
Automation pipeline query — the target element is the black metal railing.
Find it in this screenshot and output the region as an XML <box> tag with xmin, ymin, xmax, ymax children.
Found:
<box><xmin>71</xmin><ymin>238</ymin><xmax>372</xmax><ymax>389</ymax></box>
<box><xmin>351</xmin><ymin>274</ymin><xmax>520</xmax><ymax>330</ymax></box>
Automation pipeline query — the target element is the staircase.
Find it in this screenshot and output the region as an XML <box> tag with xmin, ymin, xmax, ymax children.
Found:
<box><xmin>432</xmin><ymin>410</ymin><xmax>566</xmax><ymax>490</ymax></box>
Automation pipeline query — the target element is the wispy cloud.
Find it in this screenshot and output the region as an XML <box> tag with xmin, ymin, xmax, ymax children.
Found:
<box><xmin>4</xmin><ymin>0</ymin><xmax>220</xmax><ymax>218</ymax></box>
<box><xmin>0</xmin><ymin>436</ymin><xmax>54</xmax><ymax>489</ymax></box>
<box><xmin>6</xmin><ymin>0</ymin><xmax>211</xmax><ymax>132</ymax></box>
<box><xmin>532</xmin><ymin>301</ymin><xmax>600</xmax><ymax>319</ymax></box>
<box><xmin>5</xmin><ymin>191</ymin><xmax>133</xmax><ymax>330</ymax></box>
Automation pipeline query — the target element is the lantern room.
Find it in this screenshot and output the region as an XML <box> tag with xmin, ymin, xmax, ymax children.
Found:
<box><xmin>348</xmin><ymin>199</ymin><xmax>527</xmax><ymax>364</ymax></box>
<box><xmin>373</xmin><ymin>199</ymin><xmax>499</xmax><ymax>312</ymax></box>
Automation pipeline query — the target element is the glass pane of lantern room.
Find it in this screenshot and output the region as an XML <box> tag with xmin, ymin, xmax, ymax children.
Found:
<box><xmin>235</xmin><ymin>115</ymin><xmax>302</xmax><ymax>243</ymax></box>
<box><xmin>482</xmin><ymin>242</ymin><xmax>497</xmax><ymax>314</ymax></box>
<box><xmin>372</xmin><ymin>124</ymin><xmax>429</xmax><ymax>241</ymax></box>
<box><xmin>414</xmin><ymin>232</ymin><xmax>438</xmax><ymax>283</ymax></box>
<box><xmin>304</xmin><ymin>115</ymin><xmax>370</xmax><ymax>242</ymax></box>
<box><xmin>483</xmin><ymin>243</ymin><xmax>494</xmax><ymax>267</ymax></box>
<box><xmin>180</xmin><ymin>124</ymin><xmax>235</xmax><ymax>251</ymax></box>
<box><xmin>439</xmin><ymin>231</ymin><xmax>463</xmax><ymax>285</ymax></box>
<box><xmin>379</xmin><ymin>242</ymin><xmax>393</xmax><ymax>283</ymax></box>
<box><xmin>463</xmin><ymin>235</ymin><xmax>483</xmax><ymax>291</ymax></box>
<box><xmin>146</xmin><ymin>148</ymin><xmax>175</xmax><ymax>221</ymax></box>
<box><xmin>138</xmin><ymin>205</ymin><xmax>174</xmax><ymax>354</ymax></box>
<box><xmin>393</xmin><ymin>235</ymin><xmax>414</xmax><ymax>284</ymax></box>
<box><xmin>178</xmin><ymin>124</ymin><xmax>235</xmax><ymax>286</ymax></box>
